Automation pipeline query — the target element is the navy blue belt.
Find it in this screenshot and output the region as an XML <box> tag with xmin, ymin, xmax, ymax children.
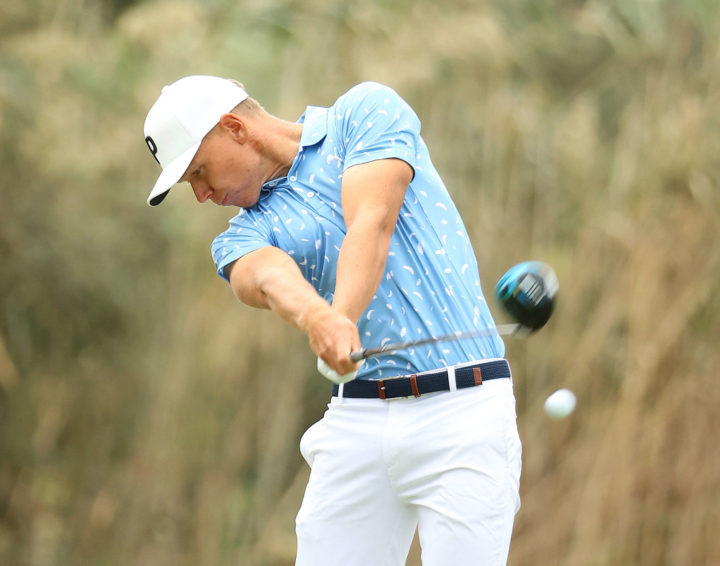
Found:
<box><xmin>331</xmin><ymin>359</ymin><xmax>511</xmax><ymax>400</ymax></box>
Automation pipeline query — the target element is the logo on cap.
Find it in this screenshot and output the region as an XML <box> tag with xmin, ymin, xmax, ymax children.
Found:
<box><xmin>145</xmin><ymin>136</ymin><xmax>159</xmax><ymax>164</ymax></box>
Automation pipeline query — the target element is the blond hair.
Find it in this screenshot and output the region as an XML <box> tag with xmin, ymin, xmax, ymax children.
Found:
<box><xmin>228</xmin><ymin>79</ymin><xmax>264</xmax><ymax>115</ymax></box>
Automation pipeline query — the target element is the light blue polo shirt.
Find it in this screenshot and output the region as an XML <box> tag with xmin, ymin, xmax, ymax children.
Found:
<box><xmin>212</xmin><ymin>82</ymin><xmax>504</xmax><ymax>379</ymax></box>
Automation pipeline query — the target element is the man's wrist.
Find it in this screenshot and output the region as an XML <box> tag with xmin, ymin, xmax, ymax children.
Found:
<box><xmin>328</xmin><ymin>299</ymin><xmax>357</xmax><ymax>324</ymax></box>
<box><xmin>296</xmin><ymin>298</ymin><xmax>333</xmax><ymax>333</ymax></box>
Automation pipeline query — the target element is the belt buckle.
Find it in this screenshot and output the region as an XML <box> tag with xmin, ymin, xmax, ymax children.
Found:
<box><xmin>376</xmin><ymin>375</ymin><xmax>421</xmax><ymax>400</ymax></box>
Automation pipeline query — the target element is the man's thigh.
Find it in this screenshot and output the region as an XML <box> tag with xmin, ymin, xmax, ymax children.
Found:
<box><xmin>407</xmin><ymin>381</ymin><xmax>522</xmax><ymax>566</ymax></box>
<box><xmin>295</xmin><ymin>400</ymin><xmax>417</xmax><ymax>566</ymax></box>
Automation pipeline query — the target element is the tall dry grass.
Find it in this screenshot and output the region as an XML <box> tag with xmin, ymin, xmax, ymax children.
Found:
<box><xmin>1</xmin><ymin>0</ymin><xmax>719</xmax><ymax>565</ymax></box>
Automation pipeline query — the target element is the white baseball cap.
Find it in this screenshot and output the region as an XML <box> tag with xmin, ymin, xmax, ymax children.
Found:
<box><xmin>143</xmin><ymin>75</ymin><xmax>249</xmax><ymax>206</ymax></box>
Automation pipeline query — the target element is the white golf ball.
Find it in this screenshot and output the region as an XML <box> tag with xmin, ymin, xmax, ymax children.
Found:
<box><xmin>544</xmin><ymin>388</ymin><xmax>576</xmax><ymax>419</ymax></box>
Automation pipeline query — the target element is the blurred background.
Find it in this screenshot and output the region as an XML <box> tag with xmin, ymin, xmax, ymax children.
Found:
<box><xmin>1</xmin><ymin>0</ymin><xmax>719</xmax><ymax>564</ymax></box>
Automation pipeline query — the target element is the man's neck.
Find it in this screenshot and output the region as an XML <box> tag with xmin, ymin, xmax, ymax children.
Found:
<box><xmin>262</xmin><ymin>116</ymin><xmax>304</xmax><ymax>181</ymax></box>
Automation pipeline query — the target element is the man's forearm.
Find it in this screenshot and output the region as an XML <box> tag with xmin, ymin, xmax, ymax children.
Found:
<box><xmin>229</xmin><ymin>247</ymin><xmax>330</xmax><ymax>329</ymax></box>
<box><xmin>229</xmin><ymin>246</ymin><xmax>359</xmax><ymax>374</ymax></box>
<box><xmin>259</xmin><ymin>266</ymin><xmax>333</xmax><ymax>328</ymax></box>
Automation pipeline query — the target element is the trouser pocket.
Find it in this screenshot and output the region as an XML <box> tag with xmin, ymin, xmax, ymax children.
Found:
<box><xmin>299</xmin><ymin>420</ymin><xmax>324</xmax><ymax>467</ymax></box>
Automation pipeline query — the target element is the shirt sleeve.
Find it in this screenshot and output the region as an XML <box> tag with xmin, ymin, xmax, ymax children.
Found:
<box><xmin>211</xmin><ymin>210</ymin><xmax>273</xmax><ymax>282</ymax></box>
<box><xmin>339</xmin><ymin>82</ymin><xmax>421</xmax><ymax>173</ymax></box>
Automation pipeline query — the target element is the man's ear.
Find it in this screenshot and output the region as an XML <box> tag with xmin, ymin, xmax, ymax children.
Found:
<box><xmin>218</xmin><ymin>113</ymin><xmax>247</xmax><ymax>142</ymax></box>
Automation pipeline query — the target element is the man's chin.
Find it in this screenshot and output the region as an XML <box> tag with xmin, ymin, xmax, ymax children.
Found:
<box><xmin>230</xmin><ymin>195</ymin><xmax>261</xmax><ymax>208</ymax></box>
<box><xmin>218</xmin><ymin>194</ymin><xmax>238</xmax><ymax>207</ymax></box>
<box><xmin>221</xmin><ymin>188</ymin><xmax>262</xmax><ymax>208</ymax></box>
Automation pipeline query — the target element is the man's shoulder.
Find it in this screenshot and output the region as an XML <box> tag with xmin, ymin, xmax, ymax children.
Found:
<box><xmin>344</xmin><ymin>81</ymin><xmax>395</xmax><ymax>96</ymax></box>
<box><xmin>334</xmin><ymin>81</ymin><xmax>404</xmax><ymax>110</ymax></box>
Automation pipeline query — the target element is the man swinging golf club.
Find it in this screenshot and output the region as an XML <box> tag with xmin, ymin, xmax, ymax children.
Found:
<box><xmin>143</xmin><ymin>75</ymin><xmax>522</xmax><ymax>566</ymax></box>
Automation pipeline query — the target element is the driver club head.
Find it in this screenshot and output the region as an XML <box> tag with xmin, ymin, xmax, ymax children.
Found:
<box><xmin>495</xmin><ymin>261</ymin><xmax>558</xmax><ymax>331</ymax></box>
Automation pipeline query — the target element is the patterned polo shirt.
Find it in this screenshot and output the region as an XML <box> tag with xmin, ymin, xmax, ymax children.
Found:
<box><xmin>212</xmin><ymin>82</ymin><xmax>504</xmax><ymax>379</ymax></box>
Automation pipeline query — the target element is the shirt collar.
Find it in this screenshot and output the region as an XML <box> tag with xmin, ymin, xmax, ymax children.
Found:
<box><xmin>297</xmin><ymin>106</ymin><xmax>328</xmax><ymax>147</ymax></box>
<box><xmin>260</xmin><ymin>106</ymin><xmax>328</xmax><ymax>194</ymax></box>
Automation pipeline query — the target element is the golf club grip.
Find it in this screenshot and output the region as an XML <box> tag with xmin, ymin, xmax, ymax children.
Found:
<box><xmin>349</xmin><ymin>350</ymin><xmax>366</xmax><ymax>363</ymax></box>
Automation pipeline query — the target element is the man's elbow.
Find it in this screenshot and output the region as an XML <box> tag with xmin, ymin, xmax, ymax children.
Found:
<box><xmin>228</xmin><ymin>262</ymin><xmax>270</xmax><ymax>309</ymax></box>
<box><xmin>350</xmin><ymin>209</ymin><xmax>399</xmax><ymax>242</ymax></box>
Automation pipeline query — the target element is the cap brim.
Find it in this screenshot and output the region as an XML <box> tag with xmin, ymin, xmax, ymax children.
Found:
<box><xmin>146</xmin><ymin>142</ymin><xmax>200</xmax><ymax>206</ymax></box>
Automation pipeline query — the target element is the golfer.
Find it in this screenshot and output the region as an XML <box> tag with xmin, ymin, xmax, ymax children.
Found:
<box><xmin>143</xmin><ymin>75</ymin><xmax>522</xmax><ymax>566</ymax></box>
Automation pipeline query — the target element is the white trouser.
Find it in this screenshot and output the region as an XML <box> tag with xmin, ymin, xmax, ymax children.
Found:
<box><xmin>295</xmin><ymin>374</ymin><xmax>522</xmax><ymax>566</ymax></box>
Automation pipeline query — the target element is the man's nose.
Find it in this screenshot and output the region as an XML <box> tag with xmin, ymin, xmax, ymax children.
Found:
<box><xmin>191</xmin><ymin>180</ymin><xmax>212</xmax><ymax>203</ymax></box>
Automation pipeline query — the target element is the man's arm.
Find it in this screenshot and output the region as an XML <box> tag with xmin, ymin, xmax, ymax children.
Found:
<box><xmin>282</xmin><ymin>158</ymin><xmax>410</xmax><ymax>376</ymax></box>
<box><xmin>321</xmin><ymin>158</ymin><xmax>412</xmax><ymax>371</ymax></box>
<box><xmin>334</xmin><ymin>158</ymin><xmax>412</xmax><ymax>320</ymax></box>
<box><xmin>227</xmin><ymin>246</ymin><xmax>360</xmax><ymax>372</ymax></box>
<box><xmin>226</xmin><ymin>158</ymin><xmax>411</xmax><ymax>376</ymax></box>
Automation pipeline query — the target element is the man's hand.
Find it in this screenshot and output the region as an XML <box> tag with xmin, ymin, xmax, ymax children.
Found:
<box><xmin>298</xmin><ymin>302</ymin><xmax>362</xmax><ymax>377</ymax></box>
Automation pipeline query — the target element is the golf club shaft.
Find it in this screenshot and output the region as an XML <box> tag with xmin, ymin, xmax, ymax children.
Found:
<box><xmin>350</xmin><ymin>323</ymin><xmax>524</xmax><ymax>362</ymax></box>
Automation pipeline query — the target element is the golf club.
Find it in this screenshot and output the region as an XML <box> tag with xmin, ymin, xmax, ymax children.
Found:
<box><xmin>349</xmin><ymin>323</ymin><xmax>527</xmax><ymax>362</ymax></box>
